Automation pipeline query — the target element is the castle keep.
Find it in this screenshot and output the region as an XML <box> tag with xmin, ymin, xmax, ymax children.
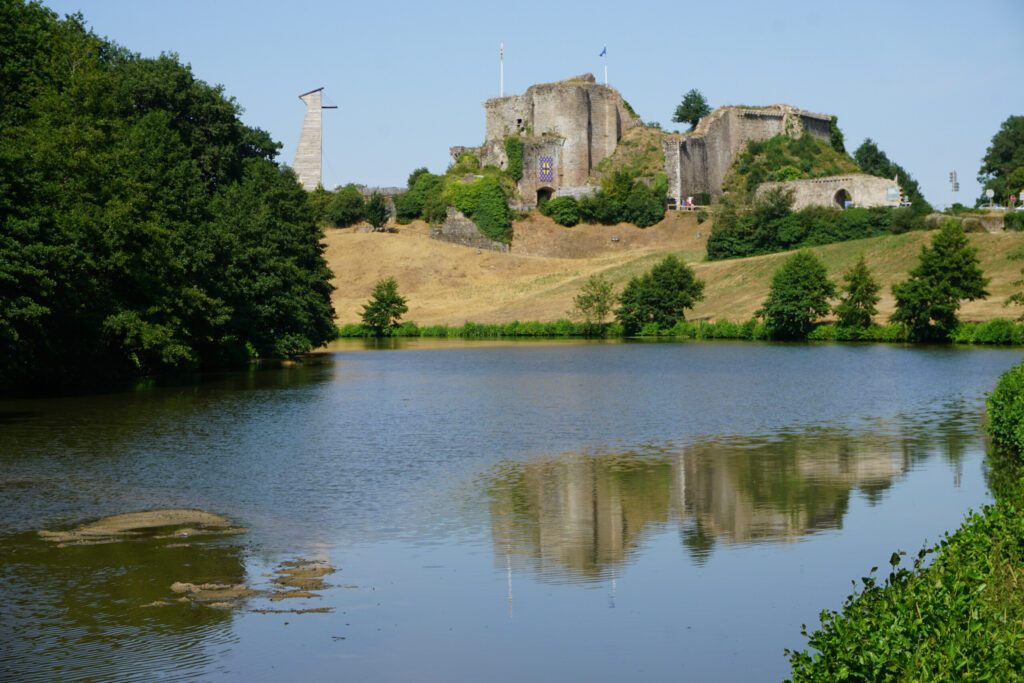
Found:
<box><xmin>454</xmin><ymin>73</ymin><xmax>639</xmax><ymax>206</ymax></box>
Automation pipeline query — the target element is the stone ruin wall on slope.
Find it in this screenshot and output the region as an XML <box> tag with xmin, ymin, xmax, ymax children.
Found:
<box><xmin>662</xmin><ymin>105</ymin><xmax>833</xmax><ymax>205</ymax></box>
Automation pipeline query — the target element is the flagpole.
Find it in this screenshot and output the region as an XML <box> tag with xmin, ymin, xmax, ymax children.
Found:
<box><xmin>500</xmin><ymin>42</ymin><xmax>504</xmax><ymax>97</ymax></box>
<box><xmin>603</xmin><ymin>46</ymin><xmax>608</xmax><ymax>86</ymax></box>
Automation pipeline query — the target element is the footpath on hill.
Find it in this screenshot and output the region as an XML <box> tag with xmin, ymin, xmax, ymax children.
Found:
<box><xmin>323</xmin><ymin>213</ymin><xmax>1024</xmax><ymax>326</ymax></box>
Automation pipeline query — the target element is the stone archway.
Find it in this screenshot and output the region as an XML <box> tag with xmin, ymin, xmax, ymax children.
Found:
<box><xmin>537</xmin><ymin>187</ymin><xmax>554</xmax><ymax>206</ymax></box>
<box><xmin>834</xmin><ymin>188</ymin><xmax>851</xmax><ymax>209</ymax></box>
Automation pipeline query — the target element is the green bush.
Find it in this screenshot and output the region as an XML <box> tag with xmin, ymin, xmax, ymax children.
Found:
<box><xmin>541</xmin><ymin>196</ymin><xmax>580</xmax><ymax>227</ymax></box>
<box><xmin>756</xmin><ymin>251</ymin><xmax>835</xmax><ymax>339</ymax></box>
<box><xmin>616</xmin><ymin>255</ymin><xmax>705</xmax><ymax>335</ymax></box>
<box><xmin>577</xmin><ymin>170</ymin><xmax>667</xmax><ymax>228</ymax></box>
<box><xmin>1005</xmin><ymin>212</ymin><xmax>1024</xmax><ymax>232</ymax></box>
<box><xmin>447</xmin><ymin>176</ymin><xmax>513</xmax><ymax>243</ymax></box>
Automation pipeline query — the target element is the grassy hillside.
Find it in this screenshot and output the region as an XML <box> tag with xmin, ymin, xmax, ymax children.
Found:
<box><xmin>724</xmin><ymin>133</ymin><xmax>861</xmax><ymax>197</ymax></box>
<box><xmin>592</xmin><ymin>125</ymin><xmax>667</xmax><ymax>181</ymax></box>
<box><xmin>325</xmin><ymin>214</ymin><xmax>1024</xmax><ymax>326</ymax></box>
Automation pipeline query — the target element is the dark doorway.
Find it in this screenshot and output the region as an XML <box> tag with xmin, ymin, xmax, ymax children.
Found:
<box><xmin>834</xmin><ymin>189</ymin><xmax>851</xmax><ymax>209</ymax></box>
<box><xmin>537</xmin><ymin>187</ymin><xmax>554</xmax><ymax>206</ymax></box>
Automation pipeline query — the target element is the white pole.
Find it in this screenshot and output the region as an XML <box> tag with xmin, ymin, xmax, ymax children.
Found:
<box><xmin>500</xmin><ymin>42</ymin><xmax>504</xmax><ymax>97</ymax></box>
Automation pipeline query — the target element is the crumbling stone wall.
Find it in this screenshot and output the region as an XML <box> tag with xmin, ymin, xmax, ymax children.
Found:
<box><xmin>758</xmin><ymin>174</ymin><xmax>902</xmax><ymax>210</ymax></box>
<box><xmin>663</xmin><ymin>105</ymin><xmax>833</xmax><ymax>205</ymax></box>
<box><xmin>430</xmin><ymin>208</ymin><xmax>510</xmax><ymax>252</ymax></box>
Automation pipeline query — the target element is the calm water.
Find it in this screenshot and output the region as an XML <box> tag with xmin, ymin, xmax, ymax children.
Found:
<box><xmin>1</xmin><ymin>340</ymin><xmax>1020</xmax><ymax>681</ymax></box>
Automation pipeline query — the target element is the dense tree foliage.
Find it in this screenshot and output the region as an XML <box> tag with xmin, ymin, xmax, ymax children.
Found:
<box><xmin>707</xmin><ymin>188</ymin><xmax>925</xmax><ymax>261</ymax></box>
<box><xmin>395</xmin><ymin>171</ymin><xmax>443</xmax><ymax>224</ymax></box>
<box><xmin>757</xmin><ymin>251</ymin><xmax>835</xmax><ymax>339</ymax></box>
<box><xmin>853</xmin><ymin>139</ymin><xmax>931</xmax><ymax>213</ymax></box>
<box><xmin>324</xmin><ymin>184</ymin><xmax>366</xmax><ymax>227</ymax></box>
<box><xmin>672</xmin><ymin>89</ymin><xmax>711</xmax><ymax>131</ymax></box>
<box><xmin>978</xmin><ymin>115</ymin><xmax>1024</xmax><ymax>205</ymax></box>
<box><xmin>360</xmin><ymin>277</ymin><xmax>408</xmax><ymax>335</ymax></box>
<box><xmin>616</xmin><ymin>255</ymin><xmax>705</xmax><ymax>335</ymax></box>
<box><xmin>0</xmin><ymin>1</ymin><xmax>335</xmax><ymax>389</ymax></box>
<box><xmin>891</xmin><ymin>221</ymin><xmax>989</xmax><ymax>341</ymax></box>
<box><xmin>833</xmin><ymin>256</ymin><xmax>880</xmax><ymax>329</ymax></box>
<box><xmin>577</xmin><ymin>170</ymin><xmax>667</xmax><ymax>228</ymax></box>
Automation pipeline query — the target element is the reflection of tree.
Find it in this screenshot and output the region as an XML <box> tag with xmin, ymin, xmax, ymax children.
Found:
<box><xmin>487</xmin><ymin>425</ymin><xmax>937</xmax><ymax>581</ymax></box>
<box><xmin>0</xmin><ymin>534</ymin><xmax>245</xmax><ymax>680</ymax></box>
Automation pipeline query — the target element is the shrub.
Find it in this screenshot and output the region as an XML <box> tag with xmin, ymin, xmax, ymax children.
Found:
<box><xmin>696</xmin><ymin>209</ymin><xmax>708</xmax><ymax>224</ymax></box>
<box><xmin>1004</xmin><ymin>212</ymin><xmax>1024</xmax><ymax>232</ymax></box>
<box><xmin>541</xmin><ymin>196</ymin><xmax>580</xmax><ymax>227</ymax></box>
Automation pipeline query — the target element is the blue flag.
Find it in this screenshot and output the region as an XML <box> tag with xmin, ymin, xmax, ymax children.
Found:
<box><xmin>599</xmin><ymin>46</ymin><xmax>607</xmax><ymax>57</ymax></box>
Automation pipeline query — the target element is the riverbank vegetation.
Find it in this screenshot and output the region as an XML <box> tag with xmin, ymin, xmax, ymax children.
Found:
<box><xmin>0</xmin><ymin>1</ymin><xmax>337</xmax><ymax>390</ymax></box>
<box><xmin>785</xmin><ymin>361</ymin><xmax>1024</xmax><ymax>680</ymax></box>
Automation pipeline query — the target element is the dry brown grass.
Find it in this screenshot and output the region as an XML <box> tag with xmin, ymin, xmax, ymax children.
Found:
<box><xmin>324</xmin><ymin>214</ymin><xmax>1024</xmax><ymax>326</ymax></box>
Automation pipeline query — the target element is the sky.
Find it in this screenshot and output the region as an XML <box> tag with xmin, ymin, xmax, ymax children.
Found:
<box><xmin>41</xmin><ymin>0</ymin><xmax>1024</xmax><ymax>208</ymax></box>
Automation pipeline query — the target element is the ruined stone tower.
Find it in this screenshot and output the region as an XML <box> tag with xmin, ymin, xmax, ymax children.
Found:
<box><xmin>293</xmin><ymin>87</ymin><xmax>336</xmax><ymax>191</ymax></box>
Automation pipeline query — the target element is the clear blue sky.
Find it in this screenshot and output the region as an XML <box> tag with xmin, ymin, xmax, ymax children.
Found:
<box><xmin>42</xmin><ymin>0</ymin><xmax>1023</xmax><ymax>207</ymax></box>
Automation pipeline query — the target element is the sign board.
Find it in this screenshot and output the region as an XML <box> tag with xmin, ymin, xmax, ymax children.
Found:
<box><xmin>986</xmin><ymin>189</ymin><xmax>995</xmax><ymax>199</ymax></box>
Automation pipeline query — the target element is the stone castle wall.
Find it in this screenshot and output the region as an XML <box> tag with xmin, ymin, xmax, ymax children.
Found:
<box><xmin>758</xmin><ymin>173</ymin><xmax>901</xmax><ymax>210</ymax></box>
<box><xmin>460</xmin><ymin>73</ymin><xmax>638</xmax><ymax>206</ymax></box>
<box><xmin>663</xmin><ymin>105</ymin><xmax>833</xmax><ymax>205</ymax></box>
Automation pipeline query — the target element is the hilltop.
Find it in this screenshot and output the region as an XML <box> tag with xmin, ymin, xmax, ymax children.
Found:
<box><xmin>326</xmin><ymin>214</ymin><xmax>1024</xmax><ymax>326</ymax></box>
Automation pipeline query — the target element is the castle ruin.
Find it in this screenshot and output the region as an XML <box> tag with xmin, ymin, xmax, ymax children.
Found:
<box><xmin>454</xmin><ymin>73</ymin><xmax>639</xmax><ymax>207</ymax></box>
<box><xmin>662</xmin><ymin>105</ymin><xmax>833</xmax><ymax>206</ymax></box>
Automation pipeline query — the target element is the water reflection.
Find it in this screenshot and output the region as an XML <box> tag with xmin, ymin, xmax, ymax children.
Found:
<box><xmin>0</xmin><ymin>532</ymin><xmax>245</xmax><ymax>682</ymax></box>
<box><xmin>487</xmin><ymin>420</ymin><xmax>975</xmax><ymax>581</ymax></box>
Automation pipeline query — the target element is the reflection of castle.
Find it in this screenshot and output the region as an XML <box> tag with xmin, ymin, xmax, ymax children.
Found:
<box><xmin>488</xmin><ymin>430</ymin><xmax>907</xmax><ymax>581</ymax></box>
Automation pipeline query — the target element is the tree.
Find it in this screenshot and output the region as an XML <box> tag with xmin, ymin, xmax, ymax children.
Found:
<box><xmin>833</xmin><ymin>256</ymin><xmax>880</xmax><ymax>329</ymax></box>
<box><xmin>757</xmin><ymin>251</ymin><xmax>835</xmax><ymax>339</ymax></box>
<box><xmin>854</xmin><ymin>139</ymin><xmax>931</xmax><ymax>214</ymax></box>
<box><xmin>978</xmin><ymin>116</ymin><xmax>1024</xmax><ymax>205</ymax></box>
<box><xmin>365</xmin><ymin>192</ymin><xmax>389</xmax><ymax>231</ymax></box>
<box><xmin>672</xmin><ymin>89</ymin><xmax>711</xmax><ymax>131</ymax></box>
<box><xmin>616</xmin><ymin>255</ymin><xmax>705</xmax><ymax>335</ymax></box>
<box><xmin>571</xmin><ymin>274</ymin><xmax>616</xmax><ymax>332</ymax></box>
<box><xmin>361</xmin><ymin>277</ymin><xmax>408</xmax><ymax>336</ymax></box>
<box><xmin>1003</xmin><ymin>248</ymin><xmax>1024</xmax><ymax>319</ymax></box>
<box><xmin>891</xmin><ymin>220</ymin><xmax>989</xmax><ymax>341</ymax></box>
<box><xmin>324</xmin><ymin>184</ymin><xmax>365</xmax><ymax>227</ymax></box>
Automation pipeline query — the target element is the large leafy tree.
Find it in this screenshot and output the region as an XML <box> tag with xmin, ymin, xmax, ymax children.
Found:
<box><xmin>757</xmin><ymin>251</ymin><xmax>835</xmax><ymax>340</ymax></box>
<box><xmin>361</xmin><ymin>277</ymin><xmax>408</xmax><ymax>336</ymax></box>
<box><xmin>891</xmin><ymin>220</ymin><xmax>989</xmax><ymax>341</ymax></box>
<box><xmin>978</xmin><ymin>116</ymin><xmax>1024</xmax><ymax>205</ymax></box>
<box><xmin>833</xmin><ymin>256</ymin><xmax>880</xmax><ymax>329</ymax></box>
<box><xmin>672</xmin><ymin>89</ymin><xmax>711</xmax><ymax>131</ymax></box>
<box><xmin>325</xmin><ymin>184</ymin><xmax>366</xmax><ymax>227</ymax></box>
<box><xmin>615</xmin><ymin>255</ymin><xmax>705</xmax><ymax>334</ymax></box>
<box><xmin>0</xmin><ymin>1</ymin><xmax>335</xmax><ymax>389</ymax></box>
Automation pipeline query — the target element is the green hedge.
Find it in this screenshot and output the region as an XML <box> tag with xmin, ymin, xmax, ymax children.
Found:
<box><xmin>540</xmin><ymin>196</ymin><xmax>581</xmax><ymax>227</ymax></box>
<box><xmin>339</xmin><ymin>318</ymin><xmax>1024</xmax><ymax>346</ymax></box>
